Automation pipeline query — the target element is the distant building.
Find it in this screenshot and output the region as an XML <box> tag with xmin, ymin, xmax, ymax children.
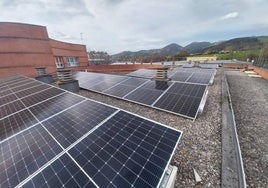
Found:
<box><xmin>186</xmin><ymin>56</ymin><xmax>217</xmax><ymax>62</ymax></box>
<box><xmin>88</xmin><ymin>51</ymin><xmax>111</xmax><ymax>65</ymax></box>
<box><xmin>0</xmin><ymin>22</ymin><xmax>88</xmax><ymax>77</ymax></box>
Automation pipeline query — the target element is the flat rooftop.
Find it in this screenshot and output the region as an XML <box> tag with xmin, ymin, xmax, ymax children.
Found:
<box><xmin>76</xmin><ymin>67</ymin><xmax>267</xmax><ymax>187</ymax></box>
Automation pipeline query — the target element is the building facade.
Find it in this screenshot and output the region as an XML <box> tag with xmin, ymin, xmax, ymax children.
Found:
<box><xmin>0</xmin><ymin>22</ymin><xmax>88</xmax><ymax>77</ymax></box>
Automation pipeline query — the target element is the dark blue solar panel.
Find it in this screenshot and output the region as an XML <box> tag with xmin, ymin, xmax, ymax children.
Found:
<box><xmin>104</xmin><ymin>84</ymin><xmax>137</xmax><ymax>98</ymax></box>
<box><xmin>127</xmin><ymin>69</ymin><xmax>156</xmax><ymax>79</ymax></box>
<box><xmin>15</xmin><ymin>84</ymin><xmax>51</xmax><ymax>98</ymax></box>
<box><xmin>87</xmin><ymin>81</ymin><xmax>120</xmax><ymax>92</ymax></box>
<box><xmin>0</xmin><ymin>93</ymin><xmax>18</xmax><ymax>106</ymax></box>
<box><xmin>10</xmin><ymin>81</ymin><xmax>43</xmax><ymax>92</ymax></box>
<box><xmin>6</xmin><ymin>79</ymin><xmax>36</xmax><ymax>88</ymax></box>
<box><xmin>0</xmin><ymin>109</ymin><xmax>38</xmax><ymax>141</ymax></box>
<box><xmin>23</xmin><ymin>154</ymin><xmax>96</xmax><ymax>188</ymax></box>
<box><xmin>0</xmin><ymin>88</ymin><xmax>12</xmax><ymax>97</ymax></box>
<box><xmin>153</xmin><ymin>82</ymin><xmax>207</xmax><ymax>119</ymax></box>
<box><xmin>29</xmin><ymin>93</ymin><xmax>85</xmax><ymax>121</ymax></box>
<box><xmin>0</xmin><ymin>125</ymin><xmax>62</xmax><ymax>188</ymax></box>
<box><xmin>120</xmin><ymin>77</ymin><xmax>148</xmax><ymax>86</ymax></box>
<box><xmin>187</xmin><ymin>72</ymin><xmax>213</xmax><ymax>84</ymax></box>
<box><xmin>21</xmin><ymin>87</ymin><xmax>65</xmax><ymax>107</ymax></box>
<box><xmin>0</xmin><ymin>100</ymin><xmax>25</xmax><ymax>119</ymax></box>
<box><xmin>69</xmin><ymin>110</ymin><xmax>181</xmax><ymax>188</ymax></box>
<box><xmin>42</xmin><ymin>100</ymin><xmax>117</xmax><ymax>148</ymax></box>
<box><xmin>170</xmin><ymin>71</ymin><xmax>192</xmax><ymax>82</ymax></box>
<box><xmin>124</xmin><ymin>87</ymin><xmax>164</xmax><ymax>105</ymax></box>
<box><xmin>123</xmin><ymin>80</ymin><xmax>170</xmax><ymax>105</ymax></box>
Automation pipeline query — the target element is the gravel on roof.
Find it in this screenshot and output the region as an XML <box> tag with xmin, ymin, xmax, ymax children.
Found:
<box><xmin>226</xmin><ymin>70</ymin><xmax>268</xmax><ymax>188</ymax></box>
<box><xmin>76</xmin><ymin>69</ymin><xmax>223</xmax><ymax>187</ymax></box>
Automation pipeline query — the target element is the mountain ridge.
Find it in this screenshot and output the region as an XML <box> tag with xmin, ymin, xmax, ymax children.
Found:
<box><xmin>111</xmin><ymin>36</ymin><xmax>268</xmax><ymax>61</ymax></box>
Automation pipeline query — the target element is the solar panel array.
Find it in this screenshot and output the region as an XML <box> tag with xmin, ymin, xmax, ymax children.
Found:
<box><xmin>0</xmin><ymin>75</ymin><xmax>182</xmax><ymax>188</ymax></box>
<box><xmin>127</xmin><ymin>67</ymin><xmax>216</xmax><ymax>85</ymax></box>
<box><xmin>75</xmin><ymin>71</ymin><xmax>209</xmax><ymax>119</ymax></box>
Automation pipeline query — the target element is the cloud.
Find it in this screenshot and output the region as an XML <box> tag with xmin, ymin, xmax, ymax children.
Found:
<box><xmin>0</xmin><ymin>0</ymin><xmax>268</xmax><ymax>54</ymax></box>
<box><xmin>221</xmin><ymin>12</ymin><xmax>239</xmax><ymax>20</ymax></box>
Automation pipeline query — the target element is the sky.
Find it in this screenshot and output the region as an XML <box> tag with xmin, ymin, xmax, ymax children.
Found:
<box><xmin>1</xmin><ymin>0</ymin><xmax>268</xmax><ymax>54</ymax></box>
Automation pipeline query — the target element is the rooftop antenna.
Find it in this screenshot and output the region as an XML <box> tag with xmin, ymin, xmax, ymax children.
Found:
<box><xmin>80</xmin><ymin>32</ymin><xmax>84</xmax><ymax>42</ymax></box>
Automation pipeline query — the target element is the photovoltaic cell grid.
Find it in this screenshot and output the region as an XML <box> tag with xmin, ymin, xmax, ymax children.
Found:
<box><xmin>153</xmin><ymin>82</ymin><xmax>207</xmax><ymax>119</ymax></box>
<box><xmin>0</xmin><ymin>75</ymin><xmax>182</xmax><ymax>188</ymax></box>
<box><xmin>69</xmin><ymin>111</ymin><xmax>181</xmax><ymax>188</ymax></box>
<box><xmin>0</xmin><ymin>125</ymin><xmax>63</xmax><ymax>188</ymax></box>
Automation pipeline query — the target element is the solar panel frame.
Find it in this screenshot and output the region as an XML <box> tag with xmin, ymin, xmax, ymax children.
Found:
<box><xmin>153</xmin><ymin>82</ymin><xmax>208</xmax><ymax>119</ymax></box>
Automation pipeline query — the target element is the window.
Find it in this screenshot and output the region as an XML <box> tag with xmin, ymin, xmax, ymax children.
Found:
<box><xmin>66</xmin><ymin>56</ymin><xmax>79</xmax><ymax>67</ymax></box>
<box><xmin>55</xmin><ymin>56</ymin><xmax>64</xmax><ymax>68</ymax></box>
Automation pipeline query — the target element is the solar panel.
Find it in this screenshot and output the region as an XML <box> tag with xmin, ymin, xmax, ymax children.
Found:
<box><xmin>153</xmin><ymin>82</ymin><xmax>207</xmax><ymax>119</ymax></box>
<box><xmin>5</xmin><ymin>79</ymin><xmax>36</xmax><ymax>88</ymax></box>
<box><xmin>187</xmin><ymin>72</ymin><xmax>214</xmax><ymax>84</ymax></box>
<box><xmin>23</xmin><ymin>154</ymin><xmax>96</xmax><ymax>188</ymax></box>
<box><xmin>69</xmin><ymin>110</ymin><xmax>181</xmax><ymax>188</ymax></box>
<box><xmin>0</xmin><ymin>75</ymin><xmax>182</xmax><ymax>187</ymax></box>
<box><xmin>120</xmin><ymin>77</ymin><xmax>148</xmax><ymax>86</ymax></box>
<box><xmin>124</xmin><ymin>81</ymin><xmax>170</xmax><ymax>105</ymax></box>
<box><xmin>170</xmin><ymin>71</ymin><xmax>192</xmax><ymax>82</ymax></box>
<box><xmin>0</xmin><ymin>100</ymin><xmax>25</xmax><ymax>119</ymax></box>
<box><xmin>0</xmin><ymin>89</ymin><xmax>12</xmax><ymax>97</ymax></box>
<box><xmin>87</xmin><ymin>80</ymin><xmax>123</xmax><ymax>92</ymax></box>
<box><xmin>104</xmin><ymin>84</ymin><xmax>137</xmax><ymax>98</ymax></box>
<box><xmin>29</xmin><ymin>93</ymin><xmax>85</xmax><ymax>121</ymax></box>
<box><xmin>0</xmin><ymin>125</ymin><xmax>62</xmax><ymax>187</ymax></box>
<box><xmin>9</xmin><ymin>81</ymin><xmax>43</xmax><ymax>92</ymax></box>
<box><xmin>127</xmin><ymin>69</ymin><xmax>156</xmax><ymax>79</ymax></box>
<box><xmin>15</xmin><ymin>84</ymin><xmax>51</xmax><ymax>98</ymax></box>
<box><xmin>21</xmin><ymin>87</ymin><xmax>65</xmax><ymax>107</ymax></box>
<box><xmin>124</xmin><ymin>87</ymin><xmax>164</xmax><ymax>105</ymax></box>
<box><xmin>103</xmin><ymin>78</ymin><xmax>148</xmax><ymax>98</ymax></box>
<box><xmin>0</xmin><ymin>109</ymin><xmax>38</xmax><ymax>141</ymax></box>
<box><xmin>42</xmin><ymin>100</ymin><xmax>117</xmax><ymax>148</ymax></box>
<box><xmin>0</xmin><ymin>93</ymin><xmax>18</xmax><ymax>106</ymax></box>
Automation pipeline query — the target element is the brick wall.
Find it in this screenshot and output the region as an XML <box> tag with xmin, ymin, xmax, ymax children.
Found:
<box><xmin>0</xmin><ymin>22</ymin><xmax>88</xmax><ymax>78</ymax></box>
<box><xmin>49</xmin><ymin>39</ymin><xmax>88</xmax><ymax>68</ymax></box>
